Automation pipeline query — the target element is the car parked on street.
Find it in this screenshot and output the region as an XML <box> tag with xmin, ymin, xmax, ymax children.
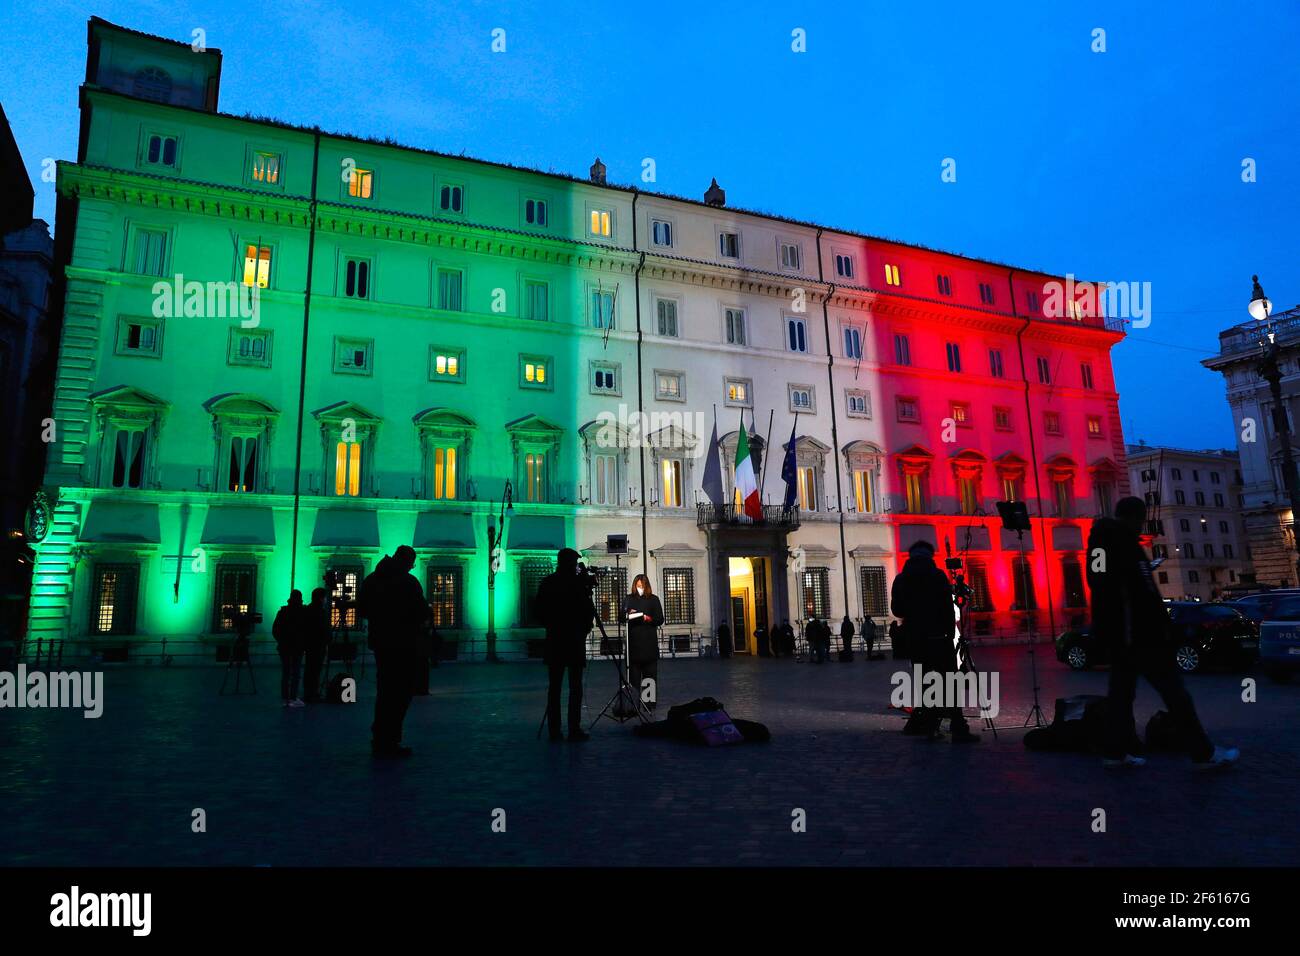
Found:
<box><xmin>1258</xmin><ymin>595</ymin><xmax>1300</xmax><ymax>682</ymax></box>
<box><xmin>1055</xmin><ymin>602</ymin><xmax>1258</xmax><ymax>673</ymax></box>
<box><xmin>1222</xmin><ymin>589</ymin><xmax>1300</xmax><ymax>627</ymax></box>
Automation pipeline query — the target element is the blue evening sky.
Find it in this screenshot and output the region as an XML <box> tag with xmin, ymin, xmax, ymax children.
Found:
<box><xmin>3</xmin><ymin>0</ymin><xmax>1298</xmax><ymax>450</ymax></box>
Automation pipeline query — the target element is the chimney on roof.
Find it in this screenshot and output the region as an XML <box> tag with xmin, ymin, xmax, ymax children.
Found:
<box><xmin>704</xmin><ymin>178</ymin><xmax>726</xmax><ymax>207</ymax></box>
<box><xmin>589</xmin><ymin>157</ymin><xmax>606</xmax><ymax>185</ymax></box>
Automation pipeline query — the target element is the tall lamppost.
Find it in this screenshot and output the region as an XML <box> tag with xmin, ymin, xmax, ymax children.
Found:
<box><xmin>1250</xmin><ymin>275</ymin><xmax>1300</xmax><ymax>586</ymax></box>
<box><xmin>484</xmin><ymin>480</ymin><xmax>513</xmax><ymax>663</ymax></box>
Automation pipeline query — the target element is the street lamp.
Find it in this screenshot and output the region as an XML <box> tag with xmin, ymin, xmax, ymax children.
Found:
<box><xmin>1251</xmin><ymin>275</ymin><xmax>1300</xmax><ymax>586</ymax></box>
<box><xmin>484</xmin><ymin>480</ymin><xmax>513</xmax><ymax>663</ymax></box>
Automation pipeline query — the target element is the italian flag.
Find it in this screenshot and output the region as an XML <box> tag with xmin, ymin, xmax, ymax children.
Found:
<box><xmin>735</xmin><ymin>420</ymin><xmax>763</xmax><ymax>519</ymax></box>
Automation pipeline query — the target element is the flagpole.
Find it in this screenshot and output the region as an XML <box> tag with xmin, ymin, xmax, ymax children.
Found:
<box><xmin>757</xmin><ymin>408</ymin><xmax>776</xmax><ymax>504</ymax></box>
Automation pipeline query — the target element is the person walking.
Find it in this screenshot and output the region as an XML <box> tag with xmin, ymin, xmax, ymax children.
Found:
<box><xmin>272</xmin><ymin>590</ymin><xmax>309</xmax><ymax>708</ymax></box>
<box><xmin>360</xmin><ymin>546</ymin><xmax>429</xmax><ymax>757</ymax></box>
<box><xmin>302</xmin><ymin>587</ymin><xmax>331</xmax><ymax>703</ymax></box>
<box><xmin>1088</xmin><ymin>497</ymin><xmax>1239</xmax><ymax>770</ymax></box>
<box><xmin>624</xmin><ymin>573</ymin><xmax>664</xmax><ymax>714</ymax></box>
<box><xmin>891</xmin><ymin>540</ymin><xmax>978</xmax><ymax>743</ymax></box>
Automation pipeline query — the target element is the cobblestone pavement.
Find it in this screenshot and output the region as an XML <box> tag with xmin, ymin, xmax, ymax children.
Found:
<box><xmin>1</xmin><ymin>647</ymin><xmax>1295</xmax><ymax>867</ymax></box>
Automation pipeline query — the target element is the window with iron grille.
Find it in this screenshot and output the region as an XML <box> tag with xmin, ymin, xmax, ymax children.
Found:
<box><xmin>594</xmin><ymin>567</ymin><xmax>628</xmax><ymax>625</ymax></box>
<box><xmin>1011</xmin><ymin>556</ymin><xmax>1037</xmax><ymax>611</ymax></box>
<box><xmin>965</xmin><ymin>560</ymin><xmax>993</xmax><ymax>612</ymax></box>
<box><xmin>859</xmin><ymin>566</ymin><xmax>888</xmax><ymax>617</ymax></box>
<box><xmin>427</xmin><ymin>565</ymin><xmax>463</xmax><ymax>629</ymax></box>
<box><xmin>519</xmin><ymin>560</ymin><xmax>554</xmax><ymax>626</ymax></box>
<box><xmin>1062</xmin><ymin>558</ymin><xmax>1087</xmax><ymax>608</ymax></box>
<box><xmin>326</xmin><ymin>564</ymin><xmax>363</xmax><ymax>629</ymax></box>
<box><xmin>90</xmin><ymin>563</ymin><xmax>139</xmax><ymax>635</ymax></box>
<box><xmin>662</xmin><ymin>568</ymin><xmax>695</xmax><ymax>624</ymax></box>
<box><xmin>801</xmin><ymin>567</ymin><xmax>831</xmax><ymax>620</ymax></box>
<box><xmin>213</xmin><ymin>563</ymin><xmax>258</xmax><ymax>632</ymax></box>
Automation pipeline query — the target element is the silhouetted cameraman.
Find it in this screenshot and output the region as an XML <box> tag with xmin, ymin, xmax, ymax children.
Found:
<box><xmin>536</xmin><ymin>548</ymin><xmax>599</xmax><ymax>742</ymax></box>
<box><xmin>360</xmin><ymin>546</ymin><xmax>429</xmax><ymax>757</ymax></box>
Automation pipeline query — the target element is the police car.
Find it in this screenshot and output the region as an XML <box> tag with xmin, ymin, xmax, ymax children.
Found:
<box><xmin>1259</xmin><ymin>594</ymin><xmax>1300</xmax><ymax>682</ymax></box>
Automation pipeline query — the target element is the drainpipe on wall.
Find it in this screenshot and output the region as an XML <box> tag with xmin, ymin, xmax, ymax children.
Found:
<box><xmin>1009</xmin><ymin>269</ymin><xmax>1058</xmax><ymax>643</ymax></box>
<box><xmin>631</xmin><ymin>191</ymin><xmax>648</xmax><ymax>576</ymax></box>
<box><xmin>288</xmin><ymin>129</ymin><xmax>322</xmax><ymax>589</ymax></box>
<box><xmin>814</xmin><ymin>227</ymin><xmax>851</xmax><ymax>611</ymax></box>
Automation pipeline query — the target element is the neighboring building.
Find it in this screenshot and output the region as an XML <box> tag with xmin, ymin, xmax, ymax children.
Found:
<box><xmin>0</xmin><ymin>100</ymin><xmax>55</xmax><ymax>645</ymax></box>
<box><xmin>1125</xmin><ymin>444</ymin><xmax>1253</xmax><ymax>601</ymax></box>
<box><xmin>1203</xmin><ymin>307</ymin><xmax>1300</xmax><ymax>588</ymax></box>
<box><xmin>26</xmin><ymin>18</ymin><xmax>1128</xmax><ymax>661</ymax></box>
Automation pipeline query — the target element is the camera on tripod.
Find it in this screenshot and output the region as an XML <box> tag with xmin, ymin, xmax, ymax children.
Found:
<box><xmin>944</xmin><ymin>556</ymin><xmax>974</xmax><ymax>607</ymax></box>
<box><xmin>231</xmin><ymin>609</ymin><xmax>263</xmax><ymax>637</ymax></box>
<box><xmin>575</xmin><ymin>561</ymin><xmax>607</xmax><ymax>593</ymax></box>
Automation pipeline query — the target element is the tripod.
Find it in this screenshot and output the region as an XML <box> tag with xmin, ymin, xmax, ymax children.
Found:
<box><xmin>953</xmin><ymin>606</ymin><xmax>997</xmax><ymax>739</ymax></box>
<box><xmin>591</xmin><ymin>556</ymin><xmax>652</xmax><ymax>729</ymax></box>
<box><xmin>1014</xmin><ymin>527</ymin><xmax>1047</xmax><ymax>728</ymax></box>
<box><xmin>219</xmin><ymin>630</ymin><xmax>256</xmax><ymax>696</ymax></box>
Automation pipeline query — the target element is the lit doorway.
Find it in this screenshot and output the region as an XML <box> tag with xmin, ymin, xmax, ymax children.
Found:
<box><xmin>728</xmin><ymin>556</ymin><xmax>770</xmax><ymax>654</ymax></box>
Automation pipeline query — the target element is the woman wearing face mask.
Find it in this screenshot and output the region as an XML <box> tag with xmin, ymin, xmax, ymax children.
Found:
<box><xmin>624</xmin><ymin>574</ymin><xmax>664</xmax><ymax>714</ymax></box>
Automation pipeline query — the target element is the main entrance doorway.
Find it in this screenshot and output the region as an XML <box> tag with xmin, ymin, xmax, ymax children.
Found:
<box><xmin>728</xmin><ymin>556</ymin><xmax>771</xmax><ymax>655</ymax></box>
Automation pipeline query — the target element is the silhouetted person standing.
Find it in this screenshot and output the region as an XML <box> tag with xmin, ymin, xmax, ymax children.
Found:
<box><xmin>756</xmin><ymin>622</ymin><xmax>771</xmax><ymax>657</ymax></box>
<box><xmin>891</xmin><ymin>541</ymin><xmax>977</xmax><ymax>742</ymax></box>
<box><xmin>717</xmin><ymin>622</ymin><xmax>733</xmax><ymax>658</ymax></box>
<box><xmin>536</xmin><ymin>548</ymin><xmax>598</xmax><ymax>741</ymax></box>
<box><xmin>838</xmin><ymin>615</ymin><xmax>855</xmax><ymax>662</ymax></box>
<box><xmin>302</xmin><ymin>587</ymin><xmax>330</xmax><ymax>703</ymax></box>
<box><xmin>1089</xmin><ymin>497</ymin><xmax>1239</xmax><ymax>770</ymax></box>
<box><xmin>776</xmin><ymin>619</ymin><xmax>795</xmax><ymax>657</ymax></box>
<box><xmin>625</xmin><ymin>574</ymin><xmax>664</xmax><ymax>714</ymax></box>
<box><xmin>863</xmin><ymin>616</ymin><xmax>878</xmax><ymax>659</ymax></box>
<box><xmin>273</xmin><ymin>590</ymin><xmax>309</xmax><ymax>707</ymax></box>
<box><xmin>360</xmin><ymin>546</ymin><xmax>429</xmax><ymax>757</ymax></box>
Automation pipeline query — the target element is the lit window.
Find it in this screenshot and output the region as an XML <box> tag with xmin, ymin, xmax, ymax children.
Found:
<box><xmin>1087</xmin><ymin>415</ymin><xmax>1103</xmax><ymax>437</ymax></box>
<box><xmin>958</xmin><ymin>477</ymin><xmax>979</xmax><ymax>515</ymax></box>
<box><xmin>430</xmin><ymin>348</ymin><xmax>464</xmax><ymax>382</ymax></box>
<box><xmin>521</xmin><ymin>356</ymin><xmax>551</xmax><ymax>388</ymax></box>
<box><xmin>335</xmin><ymin>441</ymin><xmax>362</xmax><ymax>496</ymax></box>
<box><xmin>656</xmin><ymin>371</ymin><xmax>683</xmax><ymax>401</ymax></box>
<box><xmin>251</xmin><ymin>151</ymin><xmax>280</xmax><ymax>184</ymax></box>
<box><xmin>1054</xmin><ymin>478</ymin><xmax>1073</xmax><ymax>517</ymax></box>
<box><xmin>725</xmin><ymin>378</ymin><xmax>752</xmax><ymax>407</ymax></box>
<box><xmin>433</xmin><ymin>445</ymin><xmax>457</xmax><ymax>500</ymax></box>
<box><xmin>1002</xmin><ymin>476</ymin><xmax>1020</xmax><ymax>502</ymax></box>
<box><xmin>884</xmin><ymin>263</ymin><xmax>901</xmax><ymax>286</ymax></box>
<box><xmin>348</xmin><ymin>168</ymin><xmax>373</xmax><ymax>199</ymax></box>
<box><xmin>227</xmin><ymin>436</ymin><xmax>259</xmax><ymax>493</ymax></box>
<box><xmin>589</xmin><ymin>209</ymin><xmax>612</xmax><ymax>237</ymax></box>
<box><xmin>661</xmin><ymin>458</ymin><xmax>683</xmax><ymax>507</ymax></box>
<box><xmin>905</xmin><ymin>473</ymin><xmax>925</xmax><ymax>513</ymax></box>
<box><xmin>243</xmin><ymin>244</ymin><xmax>272</xmax><ymax>288</ymax></box>
<box><xmin>951</xmin><ymin>403</ymin><xmax>970</xmax><ymax>426</ymax></box>
<box><xmin>525</xmin><ymin>452</ymin><xmax>546</xmax><ymax>502</ymax></box>
<box><xmin>853</xmin><ymin>469</ymin><xmax>874</xmax><ymax>514</ymax></box>
<box><xmin>798</xmin><ymin>466</ymin><xmax>817</xmax><ymax>511</ymax></box>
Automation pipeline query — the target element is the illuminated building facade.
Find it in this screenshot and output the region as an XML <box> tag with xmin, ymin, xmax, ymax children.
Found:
<box><xmin>26</xmin><ymin>18</ymin><xmax>1128</xmax><ymax>660</ymax></box>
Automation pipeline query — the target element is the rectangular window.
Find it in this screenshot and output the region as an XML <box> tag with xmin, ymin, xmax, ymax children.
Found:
<box><xmin>844</xmin><ymin>326</ymin><xmax>863</xmax><ymax>360</ymax></box>
<box><xmin>213</xmin><ymin>563</ymin><xmax>257</xmax><ymax>632</ymax></box>
<box><xmin>521</xmin><ymin>355</ymin><xmax>551</xmax><ymax>389</ymax></box>
<box><xmin>800</xmin><ymin>568</ymin><xmax>832</xmax><ymax>619</ymax></box>
<box><xmin>229</xmin><ymin>328</ymin><xmax>272</xmax><ymax>368</ymax></box>
<box><xmin>662</xmin><ymin>568</ymin><xmax>696</xmax><ymax>624</ymax></box>
<box><xmin>251</xmin><ymin>151</ymin><xmax>280</xmax><ymax>184</ymax></box>
<box><xmin>1012</xmin><ymin>556</ymin><xmax>1037</xmax><ymax>610</ymax></box>
<box><xmin>1194</xmin><ymin>490</ymin><xmax>1205</xmax><ymax>505</ymax></box>
<box><xmin>524</xmin><ymin>198</ymin><xmax>548</xmax><ymax>227</ymax></box>
<box><xmin>1001</xmin><ymin>475</ymin><xmax>1019</xmax><ymax>502</ymax></box>
<box><xmin>884</xmin><ymin>263</ymin><xmax>901</xmax><ymax>286</ymax></box>
<box><xmin>1214</xmin><ymin>493</ymin><xmax>1224</xmax><ymax>507</ymax></box>
<box><xmin>1027</xmin><ymin>290</ymin><xmax>1040</xmax><ymax>312</ymax></box>
<box><xmin>989</xmin><ymin>348</ymin><xmax>1004</xmax><ymax>378</ymax></box>
<box><xmin>227</xmin><ymin>435</ymin><xmax>260</xmax><ymax>493</ymax></box>
<box><xmin>656</xmin><ymin>371</ymin><xmax>684</xmax><ymax>401</ymax></box>
<box><xmin>144</xmin><ymin>133</ymin><xmax>179</xmax><ymax>168</ymax></box>
<box><xmin>519</xmin><ymin>560</ymin><xmax>553</xmax><ymax>626</ymax></box>
<box><xmin>978</xmin><ymin>282</ymin><xmax>995</xmax><ymax>305</ymax></box>
<box><xmin>131</xmin><ymin>228</ymin><xmax>168</xmax><ymax>277</ymax></box>
<box><xmin>787</xmin><ymin>317</ymin><xmax>808</xmax><ymax>353</ymax></box>
<box><xmin>91</xmin><ymin>563</ymin><xmax>139</xmax><ymax>635</ymax></box>
<box><xmin>1210</xmin><ymin>472</ymin><xmax>1221</xmax><ymax>484</ymax></box>
<box><xmin>429</xmin><ymin>347</ymin><xmax>465</xmax><ymax>382</ymax></box>
<box><xmin>1086</xmin><ymin>415</ymin><xmax>1103</xmax><ymax>437</ymax></box>
<box><xmin>594</xmin><ymin>568</ymin><xmax>629</xmax><ymax>626</ymax></box>
<box><xmin>1185</xmin><ymin>542</ymin><xmax>1196</xmax><ymax>559</ymax></box>
<box><xmin>651</xmin><ymin>219</ymin><xmax>673</xmax><ymax>247</ymax></box>
<box><xmin>347</xmin><ymin>168</ymin><xmax>373</xmax><ymax>199</ymax></box>
<box><xmin>589</xmin><ymin>208</ymin><xmax>612</xmax><ymax>238</ymax></box>
<box><xmin>993</xmin><ymin>407</ymin><xmax>1012</xmax><ymax>431</ymax></box>
<box><xmin>1036</xmin><ymin>356</ymin><xmax>1051</xmax><ymax>385</ymax></box>
<box><xmin>343</xmin><ymin>257</ymin><xmax>370</xmax><ymax>299</ymax></box>
<box><xmin>789</xmin><ymin>385</ymin><xmax>814</xmax><ymax>412</ymax></box>
<box><xmin>725</xmin><ymin>377</ymin><xmax>752</xmax><ymax>407</ymax></box>
<box><xmin>438</xmin><ymin>184</ymin><xmax>464</xmax><ymax>214</ymax></box>
<box><xmin>946</xmin><ymin>342</ymin><xmax>962</xmax><ymax>372</ymax></box>
<box><xmin>590</xmin><ymin>288</ymin><xmax>616</xmax><ymax>329</ymax></box>
<box><xmin>524</xmin><ymin>452</ymin><xmax>547</xmax><ymax>502</ymax></box>
<box><xmin>593</xmin><ymin>453</ymin><xmax>618</xmax><ymax>505</ymax></box>
<box><xmin>780</xmin><ymin>241</ymin><xmax>801</xmax><ymax>270</ymax></box>
<box><xmin>1054</xmin><ymin>479</ymin><xmax>1072</xmax><ymax>517</ymax></box>
<box><xmin>1081</xmin><ymin>362</ymin><xmax>1095</xmax><ymax>389</ymax></box>
<box><xmin>957</xmin><ymin>476</ymin><xmax>978</xmax><ymax>515</ymax></box>
<box><xmin>432</xmin><ymin>445</ymin><xmax>457</xmax><ymax>500</ymax></box>
<box><xmin>437</xmin><ymin>269</ymin><xmax>464</xmax><ymax>311</ymax></box>
<box><xmin>590</xmin><ymin>362</ymin><xmax>619</xmax><ymax>395</ymax></box>
<box><xmin>797</xmin><ymin>465</ymin><xmax>817</xmax><ymax>511</ymax></box>
<box><xmin>656</xmin><ymin>298</ymin><xmax>679</xmax><ymax>337</ymax></box>
<box><xmin>427</xmin><ymin>566</ymin><xmax>463</xmax><ymax>629</ymax></box>
<box><xmin>719</xmin><ymin>232</ymin><xmax>740</xmax><ymax>258</ymax></box>
<box><xmin>334</xmin><ymin>441</ymin><xmax>362</xmax><ymax>496</ymax></box>
<box><xmin>846</xmin><ymin>389</ymin><xmax>870</xmax><ymax>418</ymax></box>
<box><xmin>117</xmin><ymin>316</ymin><xmax>162</xmax><ymax>357</ymax></box>
<box><xmin>334</xmin><ymin>337</ymin><xmax>373</xmax><ymax>375</ymax></box>
<box><xmin>1044</xmin><ymin>411</ymin><xmax>1062</xmax><ymax>435</ymax></box>
<box><xmin>893</xmin><ymin>333</ymin><xmax>911</xmax><ymax>366</ymax></box>
<box><xmin>936</xmin><ymin>274</ymin><xmax>952</xmax><ymax>297</ymax></box>
<box><xmin>897</xmin><ymin>397</ymin><xmax>920</xmax><ymax>423</ymax></box>
<box><xmin>724</xmin><ymin>308</ymin><xmax>747</xmax><ymax>345</ymax></box>
<box><xmin>111</xmin><ymin>429</ymin><xmax>148</xmax><ymax>489</ymax></box>
<box><xmin>904</xmin><ymin>473</ymin><xmax>925</xmax><ymax>513</ymax></box>
<box><xmin>835</xmin><ymin>254</ymin><xmax>854</xmax><ymax>279</ymax></box>
<box><xmin>242</xmin><ymin>244</ymin><xmax>272</xmax><ymax>288</ymax></box>
<box><xmin>951</xmin><ymin>402</ymin><xmax>971</xmax><ymax>427</ymax></box>
<box><xmin>661</xmin><ymin>458</ymin><xmax>683</xmax><ymax>507</ymax></box>
<box><xmin>853</xmin><ymin>468</ymin><xmax>874</xmax><ymax>514</ymax></box>
<box><xmin>524</xmin><ymin>279</ymin><xmax>548</xmax><ymax>321</ymax></box>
